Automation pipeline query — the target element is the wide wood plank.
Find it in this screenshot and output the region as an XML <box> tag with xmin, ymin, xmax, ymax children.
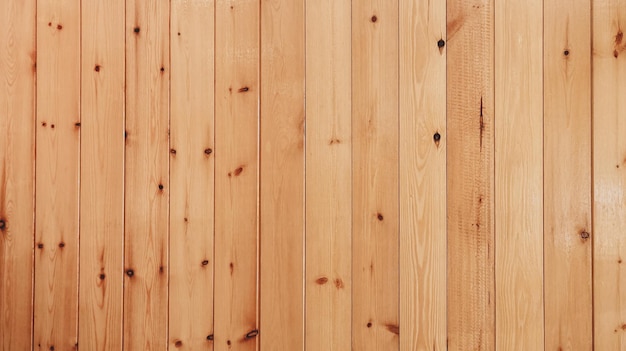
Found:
<box><xmin>494</xmin><ymin>0</ymin><xmax>544</xmax><ymax>349</ymax></box>
<box><xmin>259</xmin><ymin>0</ymin><xmax>305</xmax><ymax>349</ymax></box>
<box><xmin>169</xmin><ymin>0</ymin><xmax>215</xmax><ymax>349</ymax></box>
<box><xmin>305</xmin><ymin>0</ymin><xmax>351</xmax><ymax>350</ymax></box>
<box><xmin>214</xmin><ymin>0</ymin><xmax>259</xmax><ymax>350</ymax></box>
<box><xmin>124</xmin><ymin>1</ymin><xmax>170</xmax><ymax>349</ymax></box>
<box><xmin>592</xmin><ymin>0</ymin><xmax>626</xmax><ymax>349</ymax></box>
<box><xmin>543</xmin><ymin>1</ymin><xmax>593</xmax><ymax>350</ymax></box>
<box><xmin>446</xmin><ymin>0</ymin><xmax>495</xmax><ymax>350</ymax></box>
<box><xmin>399</xmin><ymin>0</ymin><xmax>446</xmax><ymax>349</ymax></box>
<box><xmin>34</xmin><ymin>0</ymin><xmax>81</xmax><ymax>349</ymax></box>
<box><xmin>0</xmin><ymin>0</ymin><xmax>35</xmax><ymax>349</ymax></box>
<box><xmin>79</xmin><ymin>0</ymin><xmax>125</xmax><ymax>350</ymax></box>
<box><xmin>352</xmin><ymin>1</ymin><xmax>399</xmax><ymax>350</ymax></box>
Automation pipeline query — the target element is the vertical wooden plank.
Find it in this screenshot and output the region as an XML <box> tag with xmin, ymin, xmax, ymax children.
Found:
<box><xmin>446</xmin><ymin>0</ymin><xmax>495</xmax><ymax>350</ymax></box>
<box><xmin>169</xmin><ymin>0</ymin><xmax>215</xmax><ymax>349</ymax></box>
<box><xmin>124</xmin><ymin>0</ymin><xmax>169</xmax><ymax>349</ymax></box>
<box><xmin>305</xmin><ymin>0</ymin><xmax>351</xmax><ymax>349</ymax></box>
<box><xmin>399</xmin><ymin>0</ymin><xmax>446</xmax><ymax>349</ymax></box>
<box><xmin>0</xmin><ymin>0</ymin><xmax>35</xmax><ymax>349</ymax></box>
<box><xmin>352</xmin><ymin>1</ymin><xmax>399</xmax><ymax>350</ymax></box>
<box><xmin>259</xmin><ymin>0</ymin><xmax>305</xmax><ymax>349</ymax></box>
<box><xmin>214</xmin><ymin>0</ymin><xmax>259</xmax><ymax>350</ymax></box>
<box><xmin>494</xmin><ymin>0</ymin><xmax>544</xmax><ymax>349</ymax></box>
<box><xmin>593</xmin><ymin>0</ymin><xmax>626</xmax><ymax>348</ymax></box>
<box><xmin>34</xmin><ymin>0</ymin><xmax>80</xmax><ymax>349</ymax></box>
<box><xmin>79</xmin><ymin>0</ymin><xmax>125</xmax><ymax>350</ymax></box>
<box><xmin>544</xmin><ymin>0</ymin><xmax>593</xmax><ymax>350</ymax></box>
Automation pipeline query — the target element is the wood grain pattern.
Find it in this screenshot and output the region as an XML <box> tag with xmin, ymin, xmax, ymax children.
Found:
<box><xmin>34</xmin><ymin>0</ymin><xmax>81</xmax><ymax>349</ymax></box>
<box><xmin>305</xmin><ymin>0</ymin><xmax>351</xmax><ymax>350</ymax></box>
<box><xmin>124</xmin><ymin>0</ymin><xmax>169</xmax><ymax>349</ymax></box>
<box><xmin>259</xmin><ymin>0</ymin><xmax>305</xmax><ymax>349</ymax></box>
<box><xmin>593</xmin><ymin>0</ymin><xmax>626</xmax><ymax>349</ymax></box>
<box><xmin>214</xmin><ymin>0</ymin><xmax>259</xmax><ymax>350</ymax></box>
<box><xmin>494</xmin><ymin>0</ymin><xmax>544</xmax><ymax>349</ymax></box>
<box><xmin>79</xmin><ymin>0</ymin><xmax>125</xmax><ymax>350</ymax></box>
<box><xmin>399</xmin><ymin>0</ymin><xmax>446</xmax><ymax>349</ymax></box>
<box><xmin>352</xmin><ymin>1</ymin><xmax>399</xmax><ymax>350</ymax></box>
<box><xmin>446</xmin><ymin>0</ymin><xmax>495</xmax><ymax>350</ymax></box>
<box><xmin>544</xmin><ymin>0</ymin><xmax>593</xmax><ymax>349</ymax></box>
<box><xmin>169</xmin><ymin>0</ymin><xmax>215</xmax><ymax>349</ymax></box>
<box><xmin>0</xmin><ymin>0</ymin><xmax>35</xmax><ymax>349</ymax></box>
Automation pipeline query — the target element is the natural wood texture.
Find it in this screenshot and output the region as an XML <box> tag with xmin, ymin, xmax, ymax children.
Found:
<box><xmin>593</xmin><ymin>0</ymin><xmax>626</xmax><ymax>349</ymax></box>
<box><xmin>0</xmin><ymin>0</ymin><xmax>35</xmax><ymax>349</ymax></box>
<box><xmin>352</xmin><ymin>1</ymin><xmax>399</xmax><ymax>350</ymax></box>
<box><xmin>79</xmin><ymin>0</ymin><xmax>125</xmax><ymax>350</ymax></box>
<box><xmin>399</xmin><ymin>0</ymin><xmax>446</xmax><ymax>350</ymax></box>
<box><xmin>259</xmin><ymin>0</ymin><xmax>305</xmax><ymax>349</ymax></box>
<box><xmin>34</xmin><ymin>0</ymin><xmax>81</xmax><ymax>349</ymax></box>
<box><xmin>494</xmin><ymin>0</ymin><xmax>544</xmax><ymax>349</ymax></box>
<box><xmin>544</xmin><ymin>0</ymin><xmax>593</xmax><ymax>350</ymax></box>
<box><xmin>446</xmin><ymin>0</ymin><xmax>495</xmax><ymax>350</ymax></box>
<box><xmin>169</xmin><ymin>0</ymin><xmax>215</xmax><ymax>349</ymax></box>
<box><xmin>305</xmin><ymin>0</ymin><xmax>351</xmax><ymax>350</ymax></box>
<box><xmin>124</xmin><ymin>0</ymin><xmax>169</xmax><ymax>349</ymax></box>
<box><xmin>214</xmin><ymin>0</ymin><xmax>259</xmax><ymax>350</ymax></box>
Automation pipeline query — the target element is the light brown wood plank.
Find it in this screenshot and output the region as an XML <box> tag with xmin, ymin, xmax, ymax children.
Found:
<box><xmin>124</xmin><ymin>0</ymin><xmax>170</xmax><ymax>349</ymax></box>
<box><xmin>494</xmin><ymin>0</ymin><xmax>544</xmax><ymax>349</ymax></box>
<box><xmin>79</xmin><ymin>0</ymin><xmax>125</xmax><ymax>350</ymax></box>
<box><xmin>0</xmin><ymin>0</ymin><xmax>35</xmax><ymax>349</ymax></box>
<box><xmin>259</xmin><ymin>0</ymin><xmax>305</xmax><ymax>349</ymax></box>
<box><xmin>305</xmin><ymin>0</ymin><xmax>351</xmax><ymax>349</ymax></box>
<box><xmin>34</xmin><ymin>0</ymin><xmax>81</xmax><ymax>349</ymax></box>
<box><xmin>399</xmin><ymin>0</ymin><xmax>446</xmax><ymax>349</ymax></box>
<box><xmin>214</xmin><ymin>0</ymin><xmax>259</xmax><ymax>350</ymax></box>
<box><xmin>352</xmin><ymin>1</ymin><xmax>399</xmax><ymax>350</ymax></box>
<box><xmin>446</xmin><ymin>0</ymin><xmax>495</xmax><ymax>350</ymax></box>
<box><xmin>169</xmin><ymin>0</ymin><xmax>215</xmax><ymax>349</ymax></box>
<box><xmin>593</xmin><ymin>0</ymin><xmax>626</xmax><ymax>348</ymax></box>
<box><xmin>544</xmin><ymin>0</ymin><xmax>593</xmax><ymax>349</ymax></box>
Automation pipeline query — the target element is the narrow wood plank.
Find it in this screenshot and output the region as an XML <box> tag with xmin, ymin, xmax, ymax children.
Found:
<box><xmin>124</xmin><ymin>0</ymin><xmax>170</xmax><ymax>349</ymax></box>
<box><xmin>79</xmin><ymin>0</ymin><xmax>125</xmax><ymax>350</ymax></box>
<box><xmin>305</xmin><ymin>0</ymin><xmax>351</xmax><ymax>349</ymax></box>
<box><xmin>543</xmin><ymin>0</ymin><xmax>593</xmax><ymax>350</ymax></box>
<box><xmin>352</xmin><ymin>1</ymin><xmax>399</xmax><ymax>350</ymax></box>
<box><xmin>214</xmin><ymin>0</ymin><xmax>259</xmax><ymax>350</ymax></box>
<box><xmin>259</xmin><ymin>0</ymin><xmax>305</xmax><ymax>349</ymax></box>
<box><xmin>399</xmin><ymin>0</ymin><xmax>446</xmax><ymax>349</ymax></box>
<box><xmin>34</xmin><ymin>0</ymin><xmax>81</xmax><ymax>349</ymax></box>
<box><xmin>169</xmin><ymin>0</ymin><xmax>215</xmax><ymax>349</ymax></box>
<box><xmin>446</xmin><ymin>0</ymin><xmax>495</xmax><ymax>350</ymax></box>
<box><xmin>494</xmin><ymin>0</ymin><xmax>544</xmax><ymax>349</ymax></box>
<box><xmin>0</xmin><ymin>0</ymin><xmax>35</xmax><ymax>349</ymax></box>
<box><xmin>592</xmin><ymin>0</ymin><xmax>626</xmax><ymax>348</ymax></box>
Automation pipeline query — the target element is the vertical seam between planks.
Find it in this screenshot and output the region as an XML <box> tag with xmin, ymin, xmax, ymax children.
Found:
<box><xmin>491</xmin><ymin>1</ymin><xmax>496</xmax><ymax>349</ymax></box>
<box><xmin>444</xmin><ymin>1</ymin><xmax>448</xmax><ymax>349</ymax></box>
<box><xmin>349</xmin><ymin>0</ymin><xmax>354</xmax><ymax>348</ymax></box>
<box><xmin>122</xmin><ymin>0</ymin><xmax>127</xmax><ymax>348</ymax></box>
<box><xmin>76</xmin><ymin>0</ymin><xmax>83</xmax><ymax>346</ymax></box>
<box><xmin>396</xmin><ymin>0</ymin><xmax>400</xmax><ymax>348</ymax></box>
<box><xmin>212</xmin><ymin>0</ymin><xmax>217</xmax><ymax>348</ymax></box>
<box><xmin>542</xmin><ymin>0</ymin><xmax>546</xmax><ymax>348</ymax></box>
<box><xmin>257</xmin><ymin>0</ymin><xmax>263</xmax><ymax>349</ymax></box>
<box><xmin>589</xmin><ymin>0</ymin><xmax>595</xmax><ymax>347</ymax></box>
<box><xmin>302</xmin><ymin>0</ymin><xmax>307</xmax><ymax>349</ymax></box>
<box><xmin>32</xmin><ymin>0</ymin><xmax>38</xmax><ymax>349</ymax></box>
<box><xmin>167</xmin><ymin>0</ymin><xmax>172</xmax><ymax>348</ymax></box>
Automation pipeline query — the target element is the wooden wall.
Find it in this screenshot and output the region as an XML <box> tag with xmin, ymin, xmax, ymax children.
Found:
<box><xmin>1</xmin><ymin>0</ymin><xmax>625</xmax><ymax>350</ymax></box>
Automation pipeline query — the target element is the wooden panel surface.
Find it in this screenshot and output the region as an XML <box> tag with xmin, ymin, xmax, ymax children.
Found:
<box><xmin>124</xmin><ymin>0</ymin><xmax>169</xmax><ymax>349</ymax></box>
<box><xmin>352</xmin><ymin>1</ymin><xmax>399</xmax><ymax>350</ymax></box>
<box><xmin>214</xmin><ymin>0</ymin><xmax>259</xmax><ymax>350</ymax></box>
<box><xmin>0</xmin><ymin>0</ymin><xmax>35</xmax><ymax>349</ymax></box>
<box><xmin>446</xmin><ymin>0</ymin><xmax>495</xmax><ymax>349</ymax></box>
<box><xmin>259</xmin><ymin>0</ymin><xmax>305</xmax><ymax>349</ymax></box>
<box><xmin>494</xmin><ymin>0</ymin><xmax>544</xmax><ymax>349</ymax></box>
<box><xmin>34</xmin><ymin>0</ymin><xmax>81</xmax><ymax>349</ymax></box>
<box><xmin>544</xmin><ymin>0</ymin><xmax>593</xmax><ymax>350</ymax></box>
<box><xmin>399</xmin><ymin>0</ymin><xmax>446</xmax><ymax>349</ymax></box>
<box><xmin>593</xmin><ymin>0</ymin><xmax>626</xmax><ymax>349</ymax></box>
<box><xmin>169</xmin><ymin>0</ymin><xmax>215</xmax><ymax>349</ymax></box>
<box><xmin>305</xmin><ymin>0</ymin><xmax>352</xmax><ymax>350</ymax></box>
<box><xmin>79</xmin><ymin>0</ymin><xmax>125</xmax><ymax>350</ymax></box>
